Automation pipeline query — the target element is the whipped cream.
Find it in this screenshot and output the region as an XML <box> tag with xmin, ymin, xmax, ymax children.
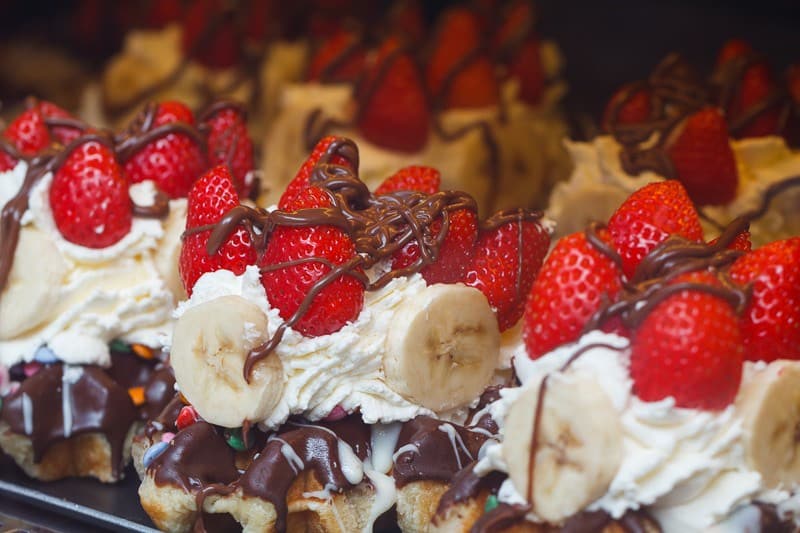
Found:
<box><xmin>0</xmin><ymin>166</ymin><xmax>178</xmax><ymax>367</ymax></box>
<box><xmin>548</xmin><ymin>135</ymin><xmax>800</xmax><ymax>245</ymax></box>
<box><xmin>477</xmin><ymin>330</ymin><xmax>792</xmax><ymax>532</ymax></box>
<box><xmin>176</xmin><ymin>265</ymin><xmax>443</xmax><ymax>428</ymax></box>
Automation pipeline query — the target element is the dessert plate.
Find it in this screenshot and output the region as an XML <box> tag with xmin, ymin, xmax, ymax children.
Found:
<box><xmin>0</xmin><ymin>454</ymin><xmax>157</xmax><ymax>532</ymax></box>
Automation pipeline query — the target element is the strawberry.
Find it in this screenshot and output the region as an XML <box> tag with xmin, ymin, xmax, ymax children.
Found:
<box><xmin>203</xmin><ymin>105</ymin><xmax>255</xmax><ymax>198</ymax></box>
<box><xmin>729</xmin><ymin>237</ymin><xmax>800</xmax><ymax>363</ymax></box>
<box><xmin>49</xmin><ymin>139</ymin><xmax>132</xmax><ymax>248</ymax></box>
<box><xmin>261</xmin><ymin>186</ymin><xmax>364</xmax><ymax>337</ymax></box>
<box><xmin>38</xmin><ymin>100</ymin><xmax>83</xmax><ymax>146</ymax></box>
<box><xmin>0</xmin><ymin>108</ymin><xmax>51</xmax><ymax>171</ymax></box>
<box><xmin>730</xmin><ymin>62</ymin><xmax>782</xmax><ymax>138</ymax></box>
<box><xmin>374</xmin><ymin>166</ymin><xmax>441</xmax><ymax>195</ymax></box>
<box><xmin>426</xmin><ymin>8</ymin><xmax>499</xmax><ymax>109</ymax></box>
<box><xmin>178</xmin><ymin>165</ymin><xmax>257</xmax><ymax>295</ymax></box>
<box><xmin>715</xmin><ymin>39</ymin><xmax>753</xmax><ymax>67</ymax></box>
<box><xmin>666</xmin><ymin>107</ymin><xmax>738</xmax><ymax>206</ymax></box>
<box><xmin>386</xmin><ymin>0</ymin><xmax>425</xmax><ymax>42</ymax></box>
<box><xmin>523</xmin><ymin>229</ymin><xmax>623</xmax><ymax>358</ymax></box>
<box><xmin>602</xmin><ymin>85</ymin><xmax>653</xmax><ymax>132</ymax></box>
<box><xmin>123</xmin><ymin>101</ymin><xmax>207</xmax><ymax>199</ymax></box>
<box><xmin>708</xmin><ymin>229</ymin><xmax>751</xmax><ymax>252</ymax></box>
<box><xmin>181</xmin><ymin>0</ymin><xmax>240</xmax><ymax>69</ymax></box>
<box><xmin>607</xmin><ymin>180</ymin><xmax>703</xmax><ymax>279</ymax></box>
<box><xmin>144</xmin><ymin>0</ymin><xmax>184</xmax><ymax>28</ymax></box>
<box><xmin>279</xmin><ymin>136</ymin><xmax>354</xmax><ymax>209</ymax></box>
<box><xmin>306</xmin><ymin>29</ymin><xmax>366</xmax><ymax>83</ymax></box>
<box><xmin>506</xmin><ymin>37</ymin><xmax>544</xmax><ymax>106</ymax></box>
<box><xmin>393</xmin><ymin>207</ymin><xmax>478</xmax><ymax>285</ymax></box>
<box><xmin>464</xmin><ymin>214</ymin><xmax>550</xmax><ymax>331</ymax></box>
<box><xmin>629</xmin><ymin>271</ymin><xmax>744</xmax><ymax>410</ymax></box>
<box><xmin>356</xmin><ymin>37</ymin><xmax>430</xmax><ymax>152</ymax></box>
<box><xmin>493</xmin><ymin>1</ymin><xmax>543</xmax><ymax>106</ymax></box>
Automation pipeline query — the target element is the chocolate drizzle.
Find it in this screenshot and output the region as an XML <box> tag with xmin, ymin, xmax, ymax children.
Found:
<box><xmin>196</xmin><ymin>137</ymin><xmax>542</xmax><ymax>379</ymax></box>
<box><xmin>433</xmin><ymin>461</ymin><xmax>506</xmax><ymax>522</ymax></box>
<box><xmin>0</xmin><ymin>364</ymin><xmax>138</xmax><ymax>477</ymax></box>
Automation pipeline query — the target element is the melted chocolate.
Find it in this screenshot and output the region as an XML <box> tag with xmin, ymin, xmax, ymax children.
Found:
<box><xmin>140</xmin><ymin>366</ymin><xmax>177</xmax><ymax>422</ymax></box>
<box><xmin>197</xmin><ymin>137</ymin><xmax>542</xmax><ymax>379</ymax></box>
<box><xmin>0</xmin><ymin>364</ymin><xmax>137</xmax><ymax>477</ymax></box>
<box><xmin>433</xmin><ymin>461</ymin><xmax>506</xmax><ymax>521</ymax></box>
<box><xmin>469</xmin><ymin>502</ymin><xmax>529</xmax><ymax>533</ymax></box>
<box><xmin>145</xmin><ymin>394</ymin><xmax>183</xmax><ymax>438</ymax></box>
<box><xmin>392</xmin><ymin>415</ymin><xmax>491</xmax><ymax>488</ymax></box>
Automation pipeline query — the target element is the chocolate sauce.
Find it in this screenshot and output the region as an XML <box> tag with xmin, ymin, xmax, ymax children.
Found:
<box><xmin>469</xmin><ymin>502</ymin><xmax>529</xmax><ymax>533</ymax></box>
<box><xmin>140</xmin><ymin>366</ymin><xmax>177</xmax><ymax>422</ymax></box>
<box><xmin>433</xmin><ymin>461</ymin><xmax>506</xmax><ymax>521</ymax></box>
<box><xmin>198</xmin><ymin>137</ymin><xmax>543</xmax><ymax>378</ymax></box>
<box><xmin>145</xmin><ymin>394</ymin><xmax>183</xmax><ymax>439</ymax></box>
<box><xmin>0</xmin><ymin>364</ymin><xmax>137</xmax><ymax>477</ymax></box>
<box><xmin>392</xmin><ymin>415</ymin><xmax>491</xmax><ymax>488</ymax></box>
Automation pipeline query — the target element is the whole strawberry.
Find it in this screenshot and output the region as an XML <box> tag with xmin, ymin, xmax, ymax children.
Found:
<box><xmin>629</xmin><ymin>271</ymin><xmax>744</xmax><ymax>410</ymax></box>
<box><xmin>493</xmin><ymin>1</ymin><xmax>543</xmax><ymax>106</ymax></box>
<box><xmin>464</xmin><ymin>212</ymin><xmax>550</xmax><ymax>331</ymax></box>
<box><xmin>279</xmin><ymin>136</ymin><xmax>354</xmax><ymax>209</ymax></box>
<box><xmin>181</xmin><ymin>0</ymin><xmax>239</xmax><ymax>69</ymax></box>
<box><xmin>374</xmin><ymin>165</ymin><xmax>441</xmax><ymax>196</ymax></box>
<box><xmin>306</xmin><ymin>28</ymin><xmax>366</xmax><ymax>83</ymax></box>
<box><xmin>602</xmin><ymin>85</ymin><xmax>653</xmax><ymax>132</ymax></box>
<box><xmin>607</xmin><ymin>180</ymin><xmax>703</xmax><ymax>279</ymax></box>
<box><xmin>123</xmin><ymin>101</ymin><xmax>207</xmax><ymax>199</ymax></box>
<box><xmin>261</xmin><ymin>186</ymin><xmax>364</xmax><ymax>337</ymax></box>
<box><xmin>203</xmin><ymin>104</ymin><xmax>255</xmax><ymax>198</ymax></box>
<box><xmin>729</xmin><ymin>237</ymin><xmax>800</xmax><ymax>363</ymax></box>
<box><xmin>179</xmin><ymin>165</ymin><xmax>257</xmax><ymax>295</ymax></box>
<box><xmin>38</xmin><ymin>100</ymin><xmax>83</xmax><ymax>146</ymax></box>
<box><xmin>666</xmin><ymin>107</ymin><xmax>738</xmax><ymax>206</ymax></box>
<box><xmin>0</xmin><ymin>108</ymin><xmax>51</xmax><ymax>171</ymax></box>
<box><xmin>49</xmin><ymin>139</ymin><xmax>132</xmax><ymax>248</ymax></box>
<box><xmin>524</xmin><ymin>228</ymin><xmax>623</xmax><ymax>358</ymax></box>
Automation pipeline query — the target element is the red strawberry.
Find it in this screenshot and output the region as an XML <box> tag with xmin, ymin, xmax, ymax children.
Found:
<box><xmin>729</xmin><ymin>237</ymin><xmax>800</xmax><ymax>363</ymax></box>
<box><xmin>392</xmin><ymin>207</ymin><xmax>478</xmax><ymax>285</ymax></box>
<box><xmin>464</xmin><ymin>214</ymin><xmax>550</xmax><ymax>331</ymax></box>
<box><xmin>181</xmin><ymin>0</ymin><xmax>240</xmax><ymax>69</ymax></box>
<box><xmin>356</xmin><ymin>37</ymin><xmax>430</xmax><ymax>152</ymax></box>
<box><xmin>306</xmin><ymin>29</ymin><xmax>366</xmax><ymax>83</ymax></box>
<box><xmin>708</xmin><ymin>229</ymin><xmax>752</xmax><ymax>252</ymax></box>
<box><xmin>261</xmin><ymin>186</ymin><xmax>364</xmax><ymax>337</ymax></box>
<box><xmin>731</xmin><ymin>62</ymin><xmax>782</xmax><ymax>138</ymax></box>
<box><xmin>374</xmin><ymin>166</ymin><xmax>441</xmax><ymax>195</ymax></box>
<box><xmin>523</xmin><ymin>229</ymin><xmax>623</xmax><ymax>358</ymax></box>
<box><xmin>426</xmin><ymin>8</ymin><xmax>499</xmax><ymax>109</ymax></box>
<box><xmin>178</xmin><ymin>165</ymin><xmax>257</xmax><ymax>295</ymax></box>
<box><xmin>49</xmin><ymin>140</ymin><xmax>132</xmax><ymax>248</ymax></box>
<box><xmin>602</xmin><ymin>85</ymin><xmax>653</xmax><ymax>132</ymax></box>
<box><xmin>715</xmin><ymin>39</ymin><xmax>753</xmax><ymax>67</ymax></box>
<box><xmin>666</xmin><ymin>107</ymin><xmax>738</xmax><ymax>206</ymax></box>
<box><xmin>38</xmin><ymin>100</ymin><xmax>83</xmax><ymax>146</ymax></box>
<box><xmin>0</xmin><ymin>108</ymin><xmax>51</xmax><ymax>171</ymax></box>
<box><xmin>630</xmin><ymin>271</ymin><xmax>743</xmax><ymax>410</ymax></box>
<box><xmin>386</xmin><ymin>0</ymin><xmax>425</xmax><ymax>41</ymax></box>
<box><xmin>144</xmin><ymin>0</ymin><xmax>184</xmax><ymax>28</ymax></box>
<box><xmin>493</xmin><ymin>1</ymin><xmax>543</xmax><ymax>106</ymax></box>
<box><xmin>279</xmin><ymin>136</ymin><xmax>354</xmax><ymax>209</ymax></box>
<box><xmin>608</xmin><ymin>180</ymin><xmax>703</xmax><ymax>279</ymax></box>
<box><xmin>203</xmin><ymin>104</ymin><xmax>255</xmax><ymax>198</ymax></box>
<box><xmin>123</xmin><ymin>101</ymin><xmax>207</xmax><ymax>199</ymax></box>
<box><xmin>176</xmin><ymin>405</ymin><xmax>199</xmax><ymax>430</ymax></box>
<box><xmin>788</xmin><ymin>64</ymin><xmax>800</xmax><ymax>103</ymax></box>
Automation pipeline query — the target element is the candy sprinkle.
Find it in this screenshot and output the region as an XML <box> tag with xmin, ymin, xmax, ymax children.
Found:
<box><xmin>484</xmin><ymin>494</ymin><xmax>499</xmax><ymax>513</ymax></box>
<box><xmin>128</xmin><ymin>386</ymin><xmax>145</xmax><ymax>406</ymax></box>
<box><xmin>131</xmin><ymin>343</ymin><xmax>154</xmax><ymax>360</ymax></box>
<box><xmin>109</xmin><ymin>339</ymin><xmax>131</xmax><ymax>354</ymax></box>
<box><xmin>225</xmin><ymin>427</ymin><xmax>249</xmax><ymax>452</ymax></box>
<box><xmin>142</xmin><ymin>441</ymin><xmax>169</xmax><ymax>469</ymax></box>
<box><xmin>161</xmin><ymin>432</ymin><xmax>176</xmax><ymax>443</ymax></box>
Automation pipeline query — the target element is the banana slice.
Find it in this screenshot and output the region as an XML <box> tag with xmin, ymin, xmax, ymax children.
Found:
<box><xmin>171</xmin><ymin>295</ymin><xmax>284</xmax><ymax>428</ymax></box>
<box><xmin>502</xmin><ymin>373</ymin><xmax>622</xmax><ymax>523</ymax></box>
<box><xmin>383</xmin><ymin>283</ymin><xmax>500</xmax><ymax>412</ymax></box>
<box><xmin>736</xmin><ymin>360</ymin><xmax>800</xmax><ymax>488</ymax></box>
<box><xmin>0</xmin><ymin>228</ymin><xmax>67</xmax><ymax>340</ymax></box>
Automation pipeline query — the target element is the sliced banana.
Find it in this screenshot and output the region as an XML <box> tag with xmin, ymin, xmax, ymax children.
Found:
<box><xmin>171</xmin><ymin>295</ymin><xmax>284</xmax><ymax>428</ymax></box>
<box><xmin>736</xmin><ymin>360</ymin><xmax>800</xmax><ymax>488</ymax></box>
<box><xmin>0</xmin><ymin>228</ymin><xmax>67</xmax><ymax>339</ymax></box>
<box><xmin>383</xmin><ymin>283</ymin><xmax>500</xmax><ymax>412</ymax></box>
<box><xmin>502</xmin><ymin>373</ymin><xmax>622</xmax><ymax>523</ymax></box>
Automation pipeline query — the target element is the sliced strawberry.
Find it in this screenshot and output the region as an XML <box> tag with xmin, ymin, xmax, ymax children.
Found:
<box><xmin>0</xmin><ymin>108</ymin><xmax>51</xmax><ymax>171</ymax></box>
<box><xmin>523</xmin><ymin>229</ymin><xmax>623</xmax><ymax>358</ymax></box>
<box><xmin>464</xmin><ymin>214</ymin><xmax>550</xmax><ymax>332</ymax></box>
<box><xmin>393</xmin><ymin>207</ymin><xmax>478</xmax><ymax>285</ymax></box>
<box><xmin>374</xmin><ymin>166</ymin><xmax>441</xmax><ymax>195</ymax></box>
<box><xmin>426</xmin><ymin>8</ymin><xmax>499</xmax><ymax>109</ymax></box>
<box><xmin>607</xmin><ymin>180</ymin><xmax>703</xmax><ymax>279</ymax></box>
<box><xmin>38</xmin><ymin>101</ymin><xmax>83</xmax><ymax>146</ymax></box>
<box><xmin>49</xmin><ymin>139</ymin><xmax>132</xmax><ymax>248</ymax></box>
<box><xmin>630</xmin><ymin>271</ymin><xmax>744</xmax><ymax>410</ymax></box>
<box><xmin>181</xmin><ymin>0</ymin><xmax>239</xmax><ymax>69</ymax></box>
<box><xmin>261</xmin><ymin>186</ymin><xmax>364</xmax><ymax>337</ymax></box>
<box><xmin>729</xmin><ymin>237</ymin><xmax>800</xmax><ymax>363</ymax></box>
<box><xmin>123</xmin><ymin>101</ymin><xmax>207</xmax><ymax>199</ymax></box>
<box><xmin>602</xmin><ymin>85</ymin><xmax>653</xmax><ymax>132</ymax></box>
<box><xmin>279</xmin><ymin>136</ymin><xmax>353</xmax><ymax>209</ymax></box>
<box><xmin>356</xmin><ymin>37</ymin><xmax>430</xmax><ymax>152</ymax></box>
<box><xmin>203</xmin><ymin>104</ymin><xmax>255</xmax><ymax>198</ymax></box>
<box><xmin>666</xmin><ymin>107</ymin><xmax>738</xmax><ymax>206</ymax></box>
<box><xmin>306</xmin><ymin>29</ymin><xmax>366</xmax><ymax>83</ymax></box>
<box><xmin>178</xmin><ymin>165</ymin><xmax>257</xmax><ymax>295</ymax></box>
